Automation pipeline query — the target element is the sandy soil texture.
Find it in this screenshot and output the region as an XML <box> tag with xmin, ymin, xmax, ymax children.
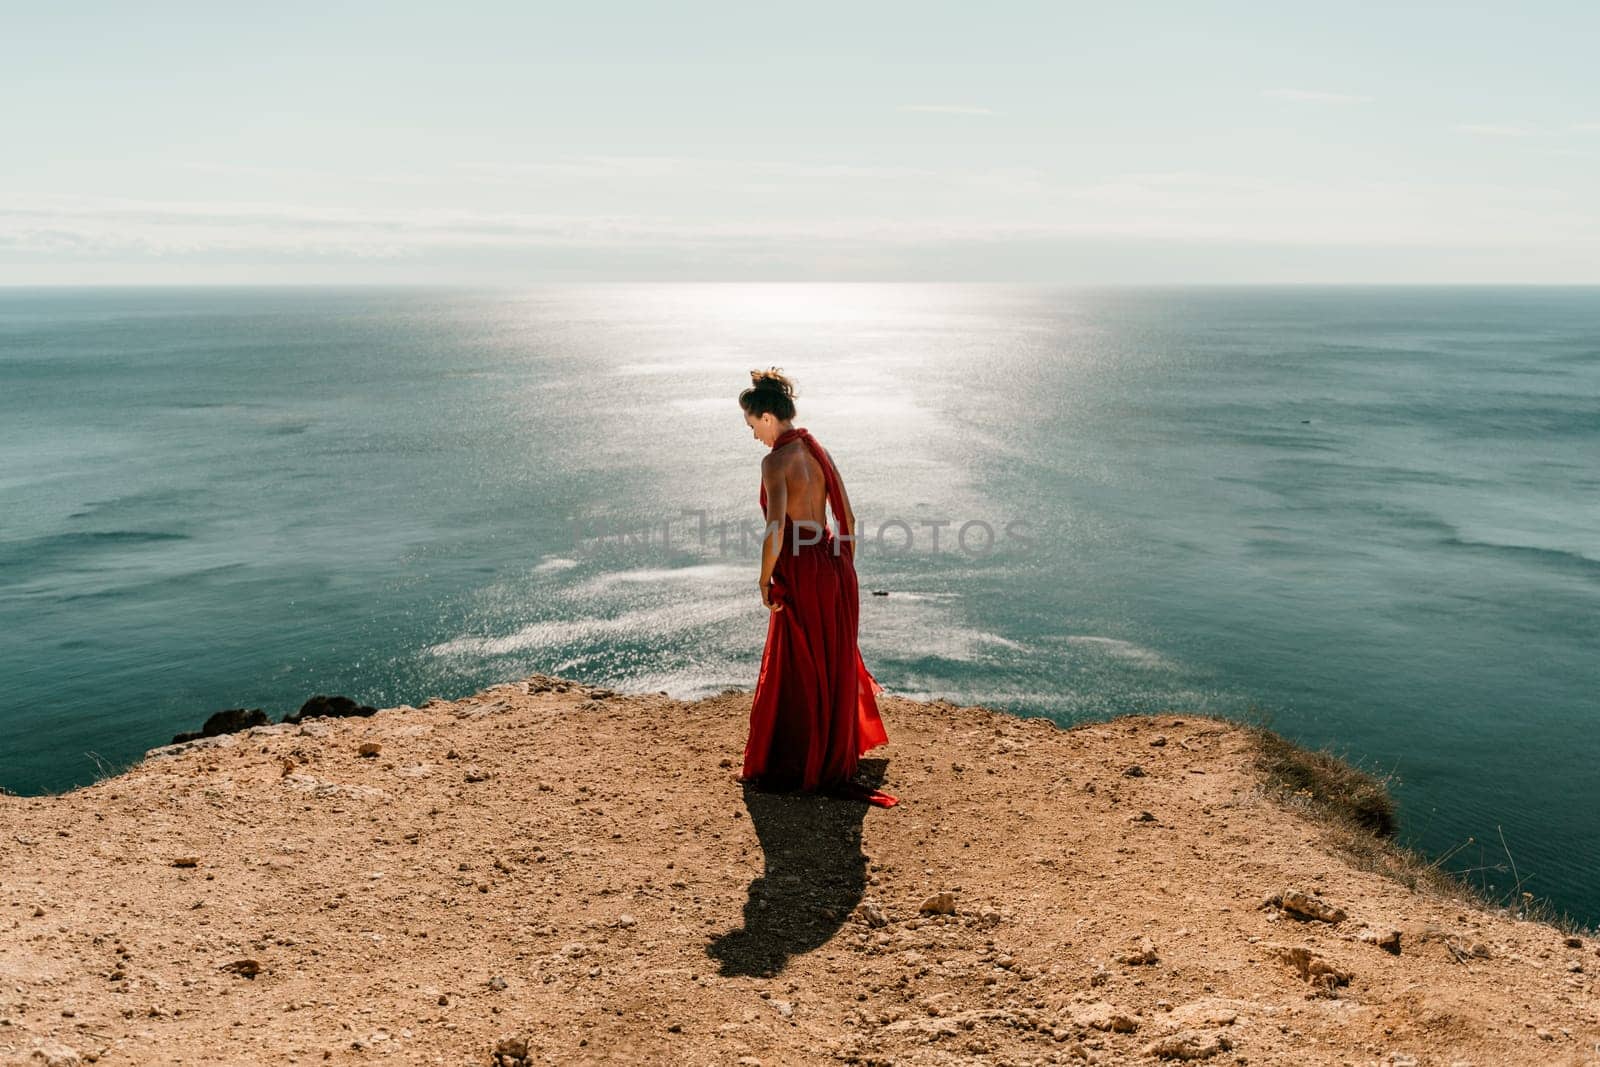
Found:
<box><xmin>2</xmin><ymin>676</ymin><xmax>1597</xmax><ymax>1066</ymax></box>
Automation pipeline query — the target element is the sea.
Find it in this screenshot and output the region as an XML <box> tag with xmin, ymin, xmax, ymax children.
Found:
<box><xmin>2</xmin><ymin>285</ymin><xmax>1595</xmax><ymax>927</ymax></box>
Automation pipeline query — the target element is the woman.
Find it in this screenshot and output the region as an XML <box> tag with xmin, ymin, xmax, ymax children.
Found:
<box><xmin>736</xmin><ymin>368</ymin><xmax>897</xmax><ymax>807</ymax></box>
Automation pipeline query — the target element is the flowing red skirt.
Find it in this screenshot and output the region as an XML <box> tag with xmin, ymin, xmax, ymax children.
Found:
<box><xmin>741</xmin><ymin>521</ymin><xmax>897</xmax><ymax>806</ymax></box>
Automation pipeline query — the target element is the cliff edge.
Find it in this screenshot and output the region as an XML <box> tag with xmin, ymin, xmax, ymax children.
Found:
<box><xmin>2</xmin><ymin>678</ymin><xmax>1596</xmax><ymax>1066</ymax></box>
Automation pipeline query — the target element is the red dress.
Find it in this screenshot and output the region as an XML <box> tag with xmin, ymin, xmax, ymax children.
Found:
<box><xmin>740</xmin><ymin>427</ymin><xmax>897</xmax><ymax>807</ymax></box>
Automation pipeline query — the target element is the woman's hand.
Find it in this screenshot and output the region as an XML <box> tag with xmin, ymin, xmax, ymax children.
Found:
<box><xmin>759</xmin><ymin>578</ymin><xmax>783</xmax><ymax>613</ymax></box>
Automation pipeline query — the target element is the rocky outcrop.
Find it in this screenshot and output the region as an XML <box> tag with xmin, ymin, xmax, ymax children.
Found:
<box><xmin>280</xmin><ymin>693</ymin><xmax>378</xmax><ymax>725</ymax></box>
<box><xmin>168</xmin><ymin>707</ymin><xmax>270</xmax><ymax>744</ymax></box>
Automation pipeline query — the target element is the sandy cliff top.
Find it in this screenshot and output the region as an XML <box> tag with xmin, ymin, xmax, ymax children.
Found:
<box><xmin>2</xmin><ymin>678</ymin><xmax>1597</xmax><ymax>1066</ymax></box>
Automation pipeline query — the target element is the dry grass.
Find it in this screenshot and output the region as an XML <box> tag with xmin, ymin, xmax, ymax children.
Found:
<box><xmin>1237</xmin><ymin>704</ymin><xmax>1596</xmax><ymax>938</ymax></box>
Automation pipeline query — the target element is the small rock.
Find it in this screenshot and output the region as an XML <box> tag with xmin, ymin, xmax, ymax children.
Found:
<box><xmin>1123</xmin><ymin>764</ymin><xmax>1145</xmax><ymax>777</ymax></box>
<box><xmin>170</xmin><ymin>856</ymin><xmax>199</xmax><ymax>868</ymax></box>
<box><xmin>1073</xmin><ymin>1002</ymin><xmax>1139</xmax><ymax>1032</ymax></box>
<box><xmin>919</xmin><ymin>892</ymin><xmax>956</xmax><ymax>916</ymax></box>
<box><xmin>488</xmin><ymin>976</ymin><xmax>508</xmax><ymax>991</ymax></box>
<box><xmin>23</xmin><ymin>1039</ymin><xmax>81</xmax><ymax>1067</ymax></box>
<box><xmin>718</xmin><ymin>757</ymin><xmax>733</xmax><ymax>768</ymax></box>
<box><xmin>1277</xmin><ymin>889</ymin><xmax>1348</xmax><ymax>924</ymax></box>
<box><xmin>358</xmin><ymin>741</ymin><xmax>381</xmax><ymax>757</ymax></box>
<box><xmin>1116</xmin><ymin>937</ymin><xmax>1160</xmax><ymax>965</ymax></box>
<box><xmin>464</xmin><ymin>766</ymin><xmax>491</xmax><ymax>783</ymax></box>
<box><xmin>492</xmin><ymin>1034</ymin><xmax>531</xmax><ymax>1067</ymax></box>
<box><xmin>617</xmin><ymin>914</ymin><xmax>637</xmax><ymax>929</ymax></box>
<box><xmin>1149</xmin><ymin>735</ymin><xmax>1167</xmax><ymax>747</ymax></box>
<box><xmin>1358</xmin><ymin>926</ymin><xmax>1402</xmax><ymax>954</ymax></box>
<box><xmin>1564</xmin><ymin>936</ymin><xmax>1584</xmax><ymax>949</ymax></box>
<box><xmin>220</xmin><ymin>959</ymin><xmax>261</xmax><ymax>979</ymax></box>
<box><xmin>1273</xmin><ymin>944</ymin><xmax>1350</xmax><ymax>992</ymax></box>
<box><xmin>1143</xmin><ymin>1030</ymin><xmax>1233</xmax><ymax>1060</ymax></box>
<box><xmin>856</xmin><ymin>900</ymin><xmax>889</xmax><ymax>928</ymax></box>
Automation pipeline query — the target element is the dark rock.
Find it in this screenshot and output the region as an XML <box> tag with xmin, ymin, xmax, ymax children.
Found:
<box><xmin>171</xmin><ymin>707</ymin><xmax>270</xmax><ymax>744</ymax></box>
<box><xmin>283</xmin><ymin>695</ymin><xmax>378</xmax><ymax>725</ymax></box>
<box><xmin>871</xmin><ymin>590</ymin><xmax>889</xmax><ymax>596</ymax></box>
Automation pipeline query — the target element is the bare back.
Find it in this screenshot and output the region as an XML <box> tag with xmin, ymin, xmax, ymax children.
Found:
<box><xmin>767</xmin><ymin>439</ymin><xmax>829</xmax><ymax>527</ymax></box>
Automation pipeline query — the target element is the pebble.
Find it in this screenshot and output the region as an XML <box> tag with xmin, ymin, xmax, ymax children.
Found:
<box><xmin>492</xmin><ymin>1035</ymin><xmax>531</xmax><ymax>1067</ymax></box>
<box><xmin>1358</xmin><ymin>926</ymin><xmax>1403</xmax><ymax>955</ymax></box>
<box><xmin>1116</xmin><ymin>937</ymin><xmax>1160</xmax><ymax>965</ymax></box>
<box><xmin>1277</xmin><ymin>889</ymin><xmax>1348</xmax><ymax>924</ymax></box>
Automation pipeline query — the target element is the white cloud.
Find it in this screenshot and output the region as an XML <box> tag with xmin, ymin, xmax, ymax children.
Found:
<box><xmin>3</xmin><ymin>169</ymin><xmax>1596</xmax><ymax>272</ymax></box>
<box><xmin>1263</xmin><ymin>88</ymin><xmax>1373</xmax><ymax>104</ymax></box>
<box><xmin>455</xmin><ymin>156</ymin><xmax>944</xmax><ymax>184</ymax></box>
<box><xmin>896</xmin><ymin>104</ymin><xmax>998</xmax><ymax>116</ymax></box>
<box><xmin>182</xmin><ymin>162</ymin><xmax>444</xmax><ymax>187</ymax></box>
<box><xmin>1455</xmin><ymin>123</ymin><xmax>1538</xmax><ymax>137</ymax></box>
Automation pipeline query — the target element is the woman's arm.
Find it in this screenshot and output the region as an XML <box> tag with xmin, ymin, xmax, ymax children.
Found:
<box><xmin>758</xmin><ymin>452</ymin><xmax>786</xmax><ymax>612</ymax></box>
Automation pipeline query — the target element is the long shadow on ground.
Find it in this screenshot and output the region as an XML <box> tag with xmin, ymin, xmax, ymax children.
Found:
<box><xmin>705</xmin><ymin>758</ymin><xmax>890</xmax><ymax>978</ymax></box>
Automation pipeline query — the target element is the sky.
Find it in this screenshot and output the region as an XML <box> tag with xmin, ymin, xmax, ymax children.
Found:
<box><xmin>3</xmin><ymin>1</ymin><xmax>1598</xmax><ymax>284</ymax></box>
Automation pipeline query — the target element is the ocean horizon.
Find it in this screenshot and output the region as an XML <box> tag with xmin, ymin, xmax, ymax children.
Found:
<box><xmin>2</xmin><ymin>283</ymin><xmax>1596</xmax><ymax>926</ymax></box>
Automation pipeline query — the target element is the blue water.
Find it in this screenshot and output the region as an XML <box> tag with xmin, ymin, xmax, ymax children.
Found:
<box><xmin>2</xmin><ymin>285</ymin><xmax>1596</xmax><ymax>926</ymax></box>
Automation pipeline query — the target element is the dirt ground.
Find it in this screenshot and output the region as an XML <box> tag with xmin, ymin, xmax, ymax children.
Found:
<box><xmin>2</xmin><ymin>675</ymin><xmax>1597</xmax><ymax>1066</ymax></box>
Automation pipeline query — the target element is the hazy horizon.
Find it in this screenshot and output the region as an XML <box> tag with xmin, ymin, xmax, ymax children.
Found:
<box><xmin>5</xmin><ymin>2</ymin><xmax>1598</xmax><ymax>285</ymax></box>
